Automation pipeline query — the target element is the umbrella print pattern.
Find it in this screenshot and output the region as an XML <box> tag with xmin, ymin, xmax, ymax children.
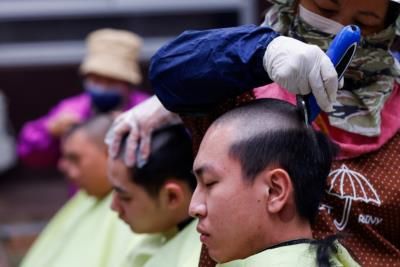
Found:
<box><xmin>326</xmin><ymin>164</ymin><xmax>381</xmax><ymax>231</ymax></box>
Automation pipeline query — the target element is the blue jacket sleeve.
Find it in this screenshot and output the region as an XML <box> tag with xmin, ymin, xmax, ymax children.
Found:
<box><xmin>149</xmin><ymin>25</ymin><xmax>279</xmax><ymax>113</ymax></box>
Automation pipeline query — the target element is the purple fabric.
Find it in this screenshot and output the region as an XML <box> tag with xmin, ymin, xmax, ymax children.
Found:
<box><xmin>18</xmin><ymin>90</ymin><xmax>148</xmax><ymax>168</ymax></box>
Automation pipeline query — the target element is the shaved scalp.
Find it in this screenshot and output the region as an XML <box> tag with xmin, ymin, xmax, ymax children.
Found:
<box><xmin>213</xmin><ymin>98</ymin><xmax>305</xmax><ymax>141</ymax></box>
<box><xmin>210</xmin><ymin>98</ymin><xmax>338</xmax><ymax>223</ymax></box>
<box><xmin>64</xmin><ymin>115</ymin><xmax>113</xmax><ymax>149</ymax></box>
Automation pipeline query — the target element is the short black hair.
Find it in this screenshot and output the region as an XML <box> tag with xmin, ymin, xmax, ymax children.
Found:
<box><xmin>213</xmin><ymin>98</ymin><xmax>338</xmax><ymax>224</ymax></box>
<box><xmin>119</xmin><ymin>124</ymin><xmax>195</xmax><ymax>197</ymax></box>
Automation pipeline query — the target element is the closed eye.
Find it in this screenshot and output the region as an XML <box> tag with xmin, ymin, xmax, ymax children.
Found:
<box><xmin>119</xmin><ymin>196</ymin><xmax>132</xmax><ymax>202</ymax></box>
<box><xmin>205</xmin><ymin>181</ymin><xmax>217</xmax><ymax>188</ymax></box>
<box><xmin>113</xmin><ymin>187</ymin><xmax>132</xmax><ymax>202</ymax></box>
<box><xmin>313</xmin><ymin>0</ymin><xmax>340</xmax><ymax>17</ymax></box>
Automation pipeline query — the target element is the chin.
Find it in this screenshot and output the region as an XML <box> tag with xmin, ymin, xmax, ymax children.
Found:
<box><xmin>129</xmin><ymin>224</ymin><xmax>155</xmax><ymax>234</ymax></box>
<box><xmin>84</xmin><ymin>189</ymin><xmax>107</xmax><ymax>199</ymax></box>
<box><xmin>129</xmin><ymin>225</ymin><xmax>144</xmax><ymax>234</ymax></box>
<box><xmin>208</xmin><ymin>248</ymin><xmax>234</xmax><ymax>264</ymax></box>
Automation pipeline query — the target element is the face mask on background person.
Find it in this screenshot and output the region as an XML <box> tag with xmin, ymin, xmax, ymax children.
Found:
<box><xmin>84</xmin><ymin>81</ymin><xmax>124</xmax><ymax>113</ymax></box>
<box><xmin>298</xmin><ymin>4</ymin><xmax>344</xmax><ymax>35</ymax></box>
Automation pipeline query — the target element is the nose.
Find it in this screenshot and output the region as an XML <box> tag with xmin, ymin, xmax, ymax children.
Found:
<box><xmin>67</xmin><ymin>166</ymin><xmax>80</xmax><ymax>181</ymax></box>
<box><xmin>59</xmin><ymin>160</ymin><xmax>79</xmax><ymax>181</ymax></box>
<box><xmin>189</xmin><ymin>186</ymin><xmax>207</xmax><ymax>218</ymax></box>
<box><xmin>189</xmin><ymin>202</ymin><xmax>207</xmax><ymax>218</ymax></box>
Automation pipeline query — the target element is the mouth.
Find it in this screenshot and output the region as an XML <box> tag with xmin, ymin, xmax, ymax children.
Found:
<box><xmin>196</xmin><ymin>225</ymin><xmax>211</xmax><ymax>244</ymax></box>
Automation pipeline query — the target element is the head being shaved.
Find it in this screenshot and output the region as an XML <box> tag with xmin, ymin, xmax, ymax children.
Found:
<box><xmin>208</xmin><ymin>98</ymin><xmax>338</xmax><ymax>223</ymax></box>
<box><xmin>64</xmin><ymin>115</ymin><xmax>113</xmax><ymax>149</ymax></box>
<box><xmin>212</xmin><ymin>98</ymin><xmax>305</xmax><ymax>141</ymax></box>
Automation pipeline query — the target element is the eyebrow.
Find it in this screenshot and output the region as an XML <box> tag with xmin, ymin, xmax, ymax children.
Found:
<box><xmin>112</xmin><ymin>186</ymin><xmax>128</xmax><ymax>195</ymax></box>
<box><xmin>193</xmin><ymin>164</ymin><xmax>220</xmax><ymax>181</ymax></box>
<box><xmin>63</xmin><ymin>153</ymin><xmax>78</xmax><ymax>161</ymax></box>
<box><xmin>327</xmin><ymin>0</ymin><xmax>381</xmax><ymax>21</ymax></box>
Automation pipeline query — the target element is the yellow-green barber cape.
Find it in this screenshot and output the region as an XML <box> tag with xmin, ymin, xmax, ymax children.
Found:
<box><xmin>21</xmin><ymin>191</ymin><xmax>144</xmax><ymax>267</ymax></box>
<box><xmin>143</xmin><ymin>219</ymin><xmax>201</xmax><ymax>267</ymax></box>
<box><xmin>217</xmin><ymin>241</ymin><xmax>360</xmax><ymax>267</ymax></box>
<box><xmin>121</xmin><ymin>219</ymin><xmax>201</xmax><ymax>267</ymax></box>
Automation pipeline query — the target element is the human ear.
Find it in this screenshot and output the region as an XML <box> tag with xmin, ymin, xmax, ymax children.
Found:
<box><xmin>161</xmin><ymin>180</ymin><xmax>186</xmax><ymax>210</ymax></box>
<box><xmin>263</xmin><ymin>168</ymin><xmax>292</xmax><ymax>214</ymax></box>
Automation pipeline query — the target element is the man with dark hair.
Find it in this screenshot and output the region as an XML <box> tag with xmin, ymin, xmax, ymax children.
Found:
<box><xmin>190</xmin><ymin>99</ymin><xmax>359</xmax><ymax>266</ymax></box>
<box><xmin>108</xmin><ymin>124</ymin><xmax>201</xmax><ymax>267</ymax></box>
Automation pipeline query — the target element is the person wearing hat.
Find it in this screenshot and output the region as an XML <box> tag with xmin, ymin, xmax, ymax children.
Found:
<box><xmin>18</xmin><ymin>28</ymin><xmax>148</xmax><ymax>168</ymax></box>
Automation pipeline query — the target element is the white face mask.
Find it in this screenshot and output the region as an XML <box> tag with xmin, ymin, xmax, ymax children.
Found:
<box><xmin>298</xmin><ymin>5</ymin><xmax>344</xmax><ymax>35</ymax></box>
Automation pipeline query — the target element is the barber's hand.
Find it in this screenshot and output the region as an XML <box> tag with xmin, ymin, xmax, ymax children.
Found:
<box><xmin>105</xmin><ymin>95</ymin><xmax>182</xmax><ymax>167</ymax></box>
<box><xmin>263</xmin><ymin>36</ymin><xmax>338</xmax><ymax>112</ymax></box>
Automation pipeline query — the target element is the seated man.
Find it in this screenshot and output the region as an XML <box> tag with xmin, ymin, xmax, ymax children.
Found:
<box><xmin>189</xmin><ymin>99</ymin><xmax>359</xmax><ymax>266</ymax></box>
<box><xmin>108</xmin><ymin>124</ymin><xmax>201</xmax><ymax>267</ymax></box>
<box><xmin>21</xmin><ymin>115</ymin><xmax>141</xmax><ymax>267</ymax></box>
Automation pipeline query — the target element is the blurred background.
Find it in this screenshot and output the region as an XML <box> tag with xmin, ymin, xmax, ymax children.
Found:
<box><xmin>0</xmin><ymin>1</ymin><xmax>270</xmax><ymax>266</ymax></box>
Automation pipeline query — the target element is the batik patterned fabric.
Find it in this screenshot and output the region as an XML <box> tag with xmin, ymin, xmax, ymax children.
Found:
<box><xmin>181</xmin><ymin>92</ymin><xmax>255</xmax><ymax>154</ymax></box>
<box><xmin>263</xmin><ymin>0</ymin><xmax>400</xmax><ymax>137</ymax></box>
<box><xmin>313</xmin><ymin>132</ymin><xmax>400</xmax><ymax>266</ymax></box>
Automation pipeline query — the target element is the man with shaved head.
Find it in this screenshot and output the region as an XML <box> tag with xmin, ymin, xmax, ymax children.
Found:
<box><xmin>22</xmin><ymin>115</ymin><xmax>142</xmax><ymax>267</ymax></box>
<box><xmin>189</xmin><ymin>98</ymin><xmax>359</xmax><ymax>266</ymax></box>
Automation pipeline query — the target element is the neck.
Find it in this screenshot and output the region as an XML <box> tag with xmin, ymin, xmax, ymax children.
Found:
<box><xmin>162</xmin><ymin>214</ymin><xmax>191</xmax><ymax>237</ymax></box>
<box><xmin>263</xmin><ymin>217</ymin><xmax>312</xmax><ymax>250</ymax></box>
<box><xmin>233</xmin><ymin>216</ymin><xmax>312</xmax><ymax>261</ymax></box>
<box><xmin>173</xmin><ymin>185</ymin><xmax>193</xmax><ymax>230</ymax></box>
<box><xmin>164</xmin><ymin>199</ymin><xmax>192</xmax><ymax>233</ymax></box>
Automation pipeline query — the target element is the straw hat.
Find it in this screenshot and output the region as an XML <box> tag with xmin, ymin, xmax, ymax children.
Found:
<box><xmin>80</xmin><ymin>28</ymin><xmax>143</xmax><ymax>85</ymax></box>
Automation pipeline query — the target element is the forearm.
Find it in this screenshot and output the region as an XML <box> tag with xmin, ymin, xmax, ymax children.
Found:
<box><xmin>18</xmin><ymin>118</ymin><xmax>60</xmax><ymax>168</ymax></box>
<box><xmin>150</xmin><ymin>25</ymin><xmax>279</xmax><ymax>113</ymax></box>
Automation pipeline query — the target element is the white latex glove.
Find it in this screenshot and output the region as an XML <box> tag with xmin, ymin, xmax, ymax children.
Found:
<box><xmin>105</xmin><ymin>95</ymin><xmax>182</xmax><ymax>167</ymax></box>
<box><xmin>263</xmin><ymin>36</ymin><xmax>338</xmax><ymax>112</ymax></box>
